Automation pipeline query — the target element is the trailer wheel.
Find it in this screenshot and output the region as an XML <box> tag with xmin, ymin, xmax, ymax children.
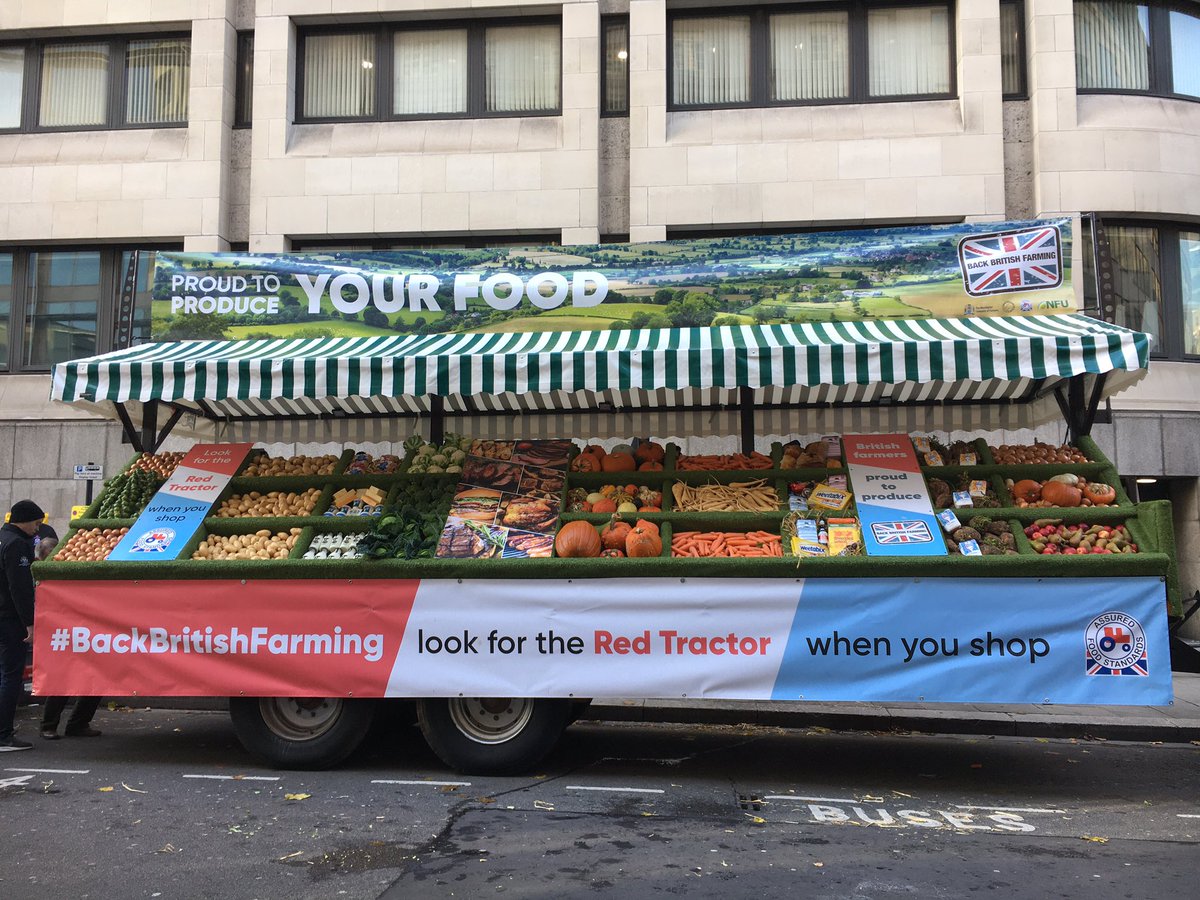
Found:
<box><xmin>229</xmin><ymin>697</ymin><xmax>375</xmax><ymax>770</ymax></box>
<box><xmin>416</xmin><ymin>698</ymin><xmax>572</xmax><ymax>775</ymax></box>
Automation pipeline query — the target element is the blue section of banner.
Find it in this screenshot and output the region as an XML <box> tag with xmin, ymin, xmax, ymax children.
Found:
<box><xmin>771</xmin><ymin>577</ymin><xmax>1171</xmax><ymax>705</ymax></box>
<box><xmin>856</xmin><ymin>504</ymin><xmax>947</xmax><ymax>557</ymax></box>
<box><xmin>107</xmin><ymin>498</ymin><xmax>210</xmax><ymax>561</ymax></box>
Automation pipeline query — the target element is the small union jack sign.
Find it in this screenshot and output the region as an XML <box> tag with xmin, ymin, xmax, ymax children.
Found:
<box><xmin>957</xmin><ymin>225</ymin><xmax>1063</xmax><ymax>297</ymax></box>
<box><xmin>870</xmin><ymin>520</ymin><xmax>934</xmax><ymax>545</ymax></box>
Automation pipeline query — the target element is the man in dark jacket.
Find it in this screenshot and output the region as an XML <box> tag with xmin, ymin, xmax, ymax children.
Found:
<box><xmin>0</xmin><ymin>500</ymin><xmax>41</xmax><ymax>751</ymax></box>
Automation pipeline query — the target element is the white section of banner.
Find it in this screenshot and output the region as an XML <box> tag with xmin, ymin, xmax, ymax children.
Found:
<box><xmin>385</xmin><ymin>578</ymin><xmax>801</xmax><ymax>699</ymax></box>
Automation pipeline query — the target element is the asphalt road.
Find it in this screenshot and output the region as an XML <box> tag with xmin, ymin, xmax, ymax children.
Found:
<box><xmin>1</xmin><ymin>703</ymin><xmax>1199</xmax><ymax>899</ymax></box>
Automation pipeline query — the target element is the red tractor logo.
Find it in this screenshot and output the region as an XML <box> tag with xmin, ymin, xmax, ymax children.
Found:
<box><xmin>1099</xmin><ymin>626</ymin><xmax>1132</xmax><ymax>654</ymax></box>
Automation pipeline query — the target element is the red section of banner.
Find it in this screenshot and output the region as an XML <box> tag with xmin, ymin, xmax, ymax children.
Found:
<box><xmin>842</xmin><ymin>434</ymin><xmax>921</xmax><ymax>473</ymax></box>
<box><xmin>178</xmin><ymin>443</ymin><xmax>253</xmax><ymax>477</ymax></box>
<box><xmin>34</xmin><ymin>579</ymin><xmax>418</xmax><ymax>697</ymax></box>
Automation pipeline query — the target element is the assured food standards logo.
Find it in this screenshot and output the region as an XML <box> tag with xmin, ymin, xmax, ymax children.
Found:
<box><xmin>1085</xmin><ymin>611</ymin><xmax>1148</xmax><ymax>676</ymax></box>
<box><xmin>131</xmin><ymin>528</ymin><xmax>176</xmax><ymax>554</ymax></box>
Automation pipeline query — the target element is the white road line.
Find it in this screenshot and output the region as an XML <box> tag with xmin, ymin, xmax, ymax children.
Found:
<box><xmin>182</xmin><ymin>774</ymin><xmax>280</xmax><ymax>781</ymax></box>
<box><xmin>565</xmin><ymin>785</ymin><xmax>665</xmax><ymax>794</ymax></box>
<box><xmin>1177</xmin><ymin>814</ymin><xmax>1200</xmax><ymax>819</ymax></box>
<box><xmin>5</xmin><ymin>767</ymin><xmax>90</xmax><ymax>775</ymax></box>
<box><xmin>954</xmin><ymin>805</ymin><xmax>1066</xmax><ymax>814</ymax></box>
<box><xmin>764</xmin><ymin>795</ymin><xmax>859</xmax><ymax>804</ymax></box>
<box><xmin>371</xmin><ymin>779</ymin><xmax>472</xmax><ymax>787</ymax></box>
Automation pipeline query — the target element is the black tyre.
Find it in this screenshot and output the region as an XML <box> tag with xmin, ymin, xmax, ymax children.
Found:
<box><xmin>229</xmin><ymin>697</ymin><xmax>375</xmax><ymax>770</ymax></box>
<box><xmin>416</xmin><ymin>697</ymin><xmax>572</xmax><ymax>775</ymax></box>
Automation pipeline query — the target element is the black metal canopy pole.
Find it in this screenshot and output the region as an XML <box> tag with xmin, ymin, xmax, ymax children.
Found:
<box><xmin>739</xmin><ymin>386</ymin><xmax>755</xmax><ymax>455</ymax></box>
<box><xmin>1054</xmin><ymin>372</ymin><xmax>1108</xmax><ymax>443</ymax></box>
<box><xmin>429</xmin><ymin>395</ymin><xmax>445</xmax><ymax>445</ymax></box>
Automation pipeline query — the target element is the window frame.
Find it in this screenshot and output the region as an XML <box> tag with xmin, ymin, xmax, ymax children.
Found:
<box><xmin>1001</xmin><ymin>0</ymin><xmax>1029</xmax><ymax>99</ymax></box>
<box><xmin>601</xmin><ymin>15</ymin><xmax>630</xmax><ymax>117</ymax></box>
<box><xmin>666</xmin><ymin>1</ymin><xmax>956</xmax><ymax>112</ymax></box>
<box><xmin>1074</xmin><ymin>0</ymin><xmax>1200</xmax><ymax>102</ymax></box>
<box><xmin>234</xmin><ymin>31</ymin><xmax>253</xmax><ymax>129</ymax></box>
<box><xmin>295</xmin><ymin>17</ymin><xmax>563</xmax><ymax>125</ymax></box>
<box><xmin>0</xmin><ymin>244</ymin><xmax>178</xmax><ymax>374</ymax></box>
<box><xmin>0</xmin><ymin>33</ymin><xmax>191</xmax><ymax>134</ymax></box>
<box><xmin>1097</xmin><ymin>219</ymin><xmax>1200</xmax><ymax>361</ymax></box>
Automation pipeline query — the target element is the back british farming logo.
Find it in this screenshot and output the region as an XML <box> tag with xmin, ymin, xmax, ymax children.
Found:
<box><xmin>1085</xmin><ymin>612</ymin><xmax>1148</xmax><ymax>676</ymax></box>
<box><xmin>958</xmin><ymin>225</ymin><xmax>1063</xmax><ymax>297</ymax></box>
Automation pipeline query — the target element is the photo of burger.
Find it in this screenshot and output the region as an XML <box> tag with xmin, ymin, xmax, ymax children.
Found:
<box><xmin>448</xmin><ymin>487</ymin><xmax>503</xmax><ymax>524</ymax></box>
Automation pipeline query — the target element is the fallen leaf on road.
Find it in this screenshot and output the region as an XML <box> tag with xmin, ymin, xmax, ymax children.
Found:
<box><xmin>439</xmin><ymin>785</ymin><xmax>459</xmax><ymax>793</ymax></box>
<box><xmin>278</xmin><ymin>851</ymin><xmax>303</xmax><ymax>861</ymax></box>
<box><xmin>813</xmin><ymin>862</ymin><xmax>824</xmax><ymax>868</ymax></box>
<box><xmin>121</xmin><ymin>782</ymin><xmax>147</xmax><ymax>794</ymax></box>
<box><xmin>477</xmin><ymin>796</ymin><xmax>497</xmax><ymax>804</ymax></box>
<box><xmin>891</xmin><ymin>790</ymin><xmax>913</xmax><ymax>798</ymax></box>
<box><xmin>1082</xmin><ymin>836</ymin><xmax>1109</xmax><ymax>843</ymax></box>
<box><xmin>155</xmin><ymin>844</ymin><xmax>179</xmax><ymax>854</ymax></box>
<box><xmin>284</xmin><ymin>793</ymin><xmax>311</xmax><ymax>801</ymax></box>
<box><xmin>744</xmin><ymin>813</ymin><xmax>766</xmax><ymax>824</ymax></box>
<box><xmin>98</xmin><ymin>786</ymin><xmax>114</xmax><ymax>792</ymax></box>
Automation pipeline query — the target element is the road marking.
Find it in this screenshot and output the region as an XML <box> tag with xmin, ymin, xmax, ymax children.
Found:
<box><xmin>371</xmin><ymin>779</ymin><xmax>472</xmax><ymax>787</ymax></box>
<box><xmin>954</xmin><ymin>804</ymin><xmax>1067</xmax><ymax>814</ymax></box>
<box><xmin>764</xmin><ymin>795</ymin><xmax>859</xmax><ymax>804</ymax></box>
<box><xmin>1177</xmin><ymin>814</ymin><xmax>1200</xmax><ymax>819</ymax></box>
<box><xmin>565</xmin><ymin>785</ymin><xmax>665</xmax><ymax>794</ymax></box>
<box><xmin>5</xmin><ymin>767</ymin><xmax>90</xmax><ymax>775</ymax></box>
<box><xmin>182</xmin><ymin>774</ymin><xmax>280</xmax><ymax>781</ymax></box>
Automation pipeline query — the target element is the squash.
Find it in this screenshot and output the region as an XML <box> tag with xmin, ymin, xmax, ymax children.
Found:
<box><xmin>617</xmin><ymin>502</ymin><xmax>638</xmax><ymax>514</ymax></box>
<box><xmin>1041</xmin><ymin>479</ymin><xmax>1082</xmax><ymax>507</ymax></box>
<box><xmin>601</xmin><ymin>519</ymin><xmax>632</xmax><ymax>550</ymax></box>
<box><xmin>637</xmin><ymin>460</ymin><xmax>664</xmax><ymax>472</ymax></box>
<box><xmin>1082</xmin><ymin>481</ymin><xmax>1117</xmax><ymax>505</ymax></box>
<box><xmin>634</xmin><ymin>518</ymin><xmax>661</xmax><ymax>535</ymax></box>
<box><xmin>626</xmin><ymin>524</ymin><xmax>663</xmax><ymax>558</ymax></box>
<box><xmin>585</xmin><ymin>444</ymin><xmax>607</xmax><ymax>460</ymax></box>
<box><xmin>571</xmin><ymin>453</ymin><xmax>601</xmax><ymax>473</ymax></box>
<box><xmin>601</xmin><ymin>452</ymin><xmax>637</xmax><ymax>473</ymax></box>
<box><xmin>555</xmin><ymin>521</ymin><xmax>602</xmax><ymax>558</ymax></box>
<box><xmin>1011</xmin><ymin>479</ymin><xmax>1042</xmax><ymax>503</ymax></box>
<box><xmin>592</xmin><ymin>498</ymin><xmax>618</xmax><ymax>514</ymax></box>
<box><xmin>638</xmin><ymin>506</ymin><xmax>661</xmax><ymax>513</ymax></box>
<box><xmin>635</xmin><ymin>441</ymin><xmax>666</xmax><ymax>464</ymax></box>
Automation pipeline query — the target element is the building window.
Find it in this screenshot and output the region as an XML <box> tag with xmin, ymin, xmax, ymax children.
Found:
<box><xmin>0</xmin><ymin>247</ymin><xmax>174</xmax><ymax>372</ymax></box>
<box><xmin>1075</xmin><ymin>1</ymin><xmax>1200</xmax><ymax>100</ymax></box>
<box><xmin>0</xmin><ymin>35</ymin><xmax>190</xmax><ymax>132</ymax></box>
<box><xmin>234</xmin><ymin>32</ymin><xmax>253</xmax><ymax>128</ymax></box>
<box><xmin>0</xmin><ymin>253</ymin><xmax>11</xmax><ymax>370</ymax></box>
<box><xmin>669</xmin><ymin>3</ymin><xmax>953</xmax><ymax>110</ymax></box>
<box><xmin>602</xmin><ymin>17</ymin><xmax>629</xmax><ymax>115</ymax></box>
<box><xmin>1000</xmin><ymin>0</ymin><xmax>1027</xmax><ymax>97</ymax></box>
<box><xmin>1097</xmin><ymin>221</ymin><xmax>1200</xmax><ymax>359</ymax></box>
<box><xmin>298</xmin><ymin>20</ymin><xmax>561</xmax><ymax>122</ymax></box>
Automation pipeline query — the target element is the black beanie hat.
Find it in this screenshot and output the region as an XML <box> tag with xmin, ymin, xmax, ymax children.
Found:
<box><xmin>9</xmin><ymin>500</ymin><xmax>44</xmax><ymax>524</ymax></box>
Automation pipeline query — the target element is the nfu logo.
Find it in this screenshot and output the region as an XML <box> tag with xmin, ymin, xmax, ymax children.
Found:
<box><xmin>1085</xmin><ymin>612</ymin><xmax>1148</xmax><ymax>675</ymax></box>
<box><xmin>1037</xmin><ymin>299</ymin><xmax>1072</xmax><ymax>310</ymax></box>
<box><xmin>131</xmin><ymin>528</ymin><xmax>176</xmax><ymax>554</ymax></box>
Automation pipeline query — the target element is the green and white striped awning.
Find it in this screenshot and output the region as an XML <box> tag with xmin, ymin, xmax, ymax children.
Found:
<box><xmin>51</xmin><ymin>314</ymin><xmax>1150</xmax><ymax>441</ymax></box>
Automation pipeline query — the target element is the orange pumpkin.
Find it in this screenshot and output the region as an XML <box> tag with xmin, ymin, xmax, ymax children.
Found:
<box><xmin>601</xmin><ymin>452</ymin><xmax>637</xmax><ymax>473</ymax></box>
<box><xmin>584</xmin><ymin>444</ymin><xmax>607</xmax><ymax>460</ymax></box>
<box><xmin>571</xmin><ymin>453</ymin><xmax>600</xmax><ymax>473</ymax></box>
<box><xmin>638</xmin><ymin>506</ymin><xmax>661</xmax><ymax>513</ymax></box>
<box><xmin>637</xmin><ymin>460</ymin><xmax>664</xmax><ymax>471</ymax></box>
<box><xmin>600</xmin><ymin>548</ymin><xmax>625</xmax><ymax>558</ymax></box>
<box><xmin>600</xmin><ymin>519</ymin><xmax>632</xmax><ymax>551</ymax></box>
<box><xmin>554</xmin><ymin>521</ymin><xmax>602</xmax><ymax>558</ymax></box>
<box><xmin>1082</xmin><ymin>482</ymin><xmax>1117</xmax><ymax>505</ymax></box>
<box><xmin>1011</xmin><ymin>479</ymin><xmax>1042</xmax><ymax>503</ymax></box>
<box><xmin>626</xmin><ymin>524</ymin><xmax>663</xmax><ymax>558</ymax></box>
<box><xmin>634</xmin><ymin>518</ymin><xmax>660</xmax><ymax>535</ymax></box>
<box><xmin>634</xmin><ymin>441</ymin><xmax>666</xmax><ymax>464</ymax></box>
<box><xmin>1041</xmin><ymin>480</ymin><xmax>1082</xmax><ymax>507</ymax></box>
<box><xmin>592</xmin><ymin>498</ymin><xmax>618</xmax><ymax>514</ymax></box>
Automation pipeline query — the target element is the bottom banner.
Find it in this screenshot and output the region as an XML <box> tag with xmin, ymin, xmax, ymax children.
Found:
<box><xmin>34</xmin><ymin>577</ymin><xmax>1172</xmax><ymax>706</ymax></box>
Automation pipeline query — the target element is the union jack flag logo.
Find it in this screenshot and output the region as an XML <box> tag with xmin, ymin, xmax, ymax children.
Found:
<box><xmin>870</xmin><ymin>520</ymin><xmax>934</xmax><ymax>544</ymax></box>
<box><xmin>957</xmin><ymin>225</ymin><xmax>1063</xmax><ymax>297</ymax></box>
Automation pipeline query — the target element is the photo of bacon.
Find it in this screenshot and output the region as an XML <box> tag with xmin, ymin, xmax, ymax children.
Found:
<box><xmin>510</xmin><ymin>440</ymin><xmax>573</xmax><ymax>469</ymax></box>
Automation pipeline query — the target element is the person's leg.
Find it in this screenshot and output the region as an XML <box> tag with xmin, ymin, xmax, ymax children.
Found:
<box><xmin>64</xmin><ymin>697</ymin><xmax>102</xmax><ymax>735</ymax></box>
<box><xmin>0</xmin><ymin>620</ymin><xmax>26</xmax><ymax>742</ymax></box>
<box><xmin>41</xmin><ymin>696</ymin><xmax>68</xmax><ymax>733</ymax></box>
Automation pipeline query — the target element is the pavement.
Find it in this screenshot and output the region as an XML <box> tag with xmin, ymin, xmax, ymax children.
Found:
<box><xmin>588</xmin><ymin>671</ymin><xmax>1200</xmax><ymax>743</ymax></box>
<box><xmin>112</xmin><ymin>672</ymin><xmax>1200</xmax><ymax>744</ymax></box>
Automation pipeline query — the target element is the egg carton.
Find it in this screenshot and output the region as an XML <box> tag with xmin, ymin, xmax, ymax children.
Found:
<box><xmin>302</xmin><ymin>547</ymin><xmax>364</xmax><ymax>560</ymax></box>
<box><xmin>323</xmin><ymin>503</ymin><xmax>384</xmax><ymax>517</ymax></box>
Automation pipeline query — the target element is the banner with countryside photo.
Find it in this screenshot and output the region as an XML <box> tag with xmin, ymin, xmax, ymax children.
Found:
<box><xmin>151</xmin><ymin>218</ymin><xmax>1076</xmax><ymax>342</ymax></box>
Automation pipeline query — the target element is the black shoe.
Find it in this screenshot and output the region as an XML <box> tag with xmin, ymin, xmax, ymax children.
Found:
<box><xmin>64</xmin><ymin>726</ymin><xmax>101</xmax><ymax>738</ymax></box>
<box><xmin>41</xmin><ymin>729</ymin><xmax>60</xmax><ymax>741</ymax></box>
<box><xmin>0</xmin><ymin>737</ymin><xmax>33</xmax><ymax>751</ymax></box>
